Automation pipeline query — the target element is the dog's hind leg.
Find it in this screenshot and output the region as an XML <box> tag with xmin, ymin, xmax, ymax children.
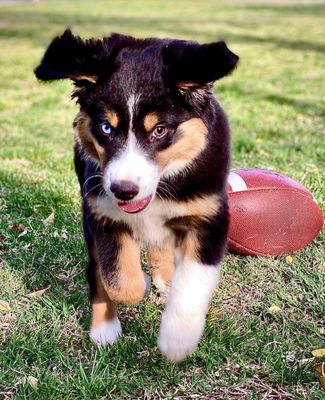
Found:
<box><xmin>148</xmin><ymin>237</ymin><xmax>175</xmax><ymax>297</ymax></box>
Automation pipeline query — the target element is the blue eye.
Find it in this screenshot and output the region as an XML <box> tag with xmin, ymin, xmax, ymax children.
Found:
<box><xmin>100</xmin><ymin>122</ymin><xmax>112</xmax><ymax>135</ymax></box>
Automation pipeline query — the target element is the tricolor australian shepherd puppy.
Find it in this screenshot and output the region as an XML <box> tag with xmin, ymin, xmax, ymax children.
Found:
<box><xmin>35</xmin><ymin>30</ymin><xmax>238</xmax><ymax>362</ymax></box>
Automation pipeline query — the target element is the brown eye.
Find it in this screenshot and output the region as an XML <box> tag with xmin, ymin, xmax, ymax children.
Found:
<box><xmin>152</xmin><ymin>125</ymin><xmax>169</xmax><ymax>139</ymax></box>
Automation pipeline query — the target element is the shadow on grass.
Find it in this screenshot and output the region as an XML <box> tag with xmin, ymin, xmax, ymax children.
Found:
<box><xmin>0</xmin><ymin>7</ymin><xmax>325</xmax><ymax>53</ymax></box>
<box><xmin>221</xmin><ymin>82</ymin><xmax>325</xmax><ymax>116</ymax></box>
<box><xmin>264</xmin><ymin>93</ymin><xmax>325</xmax><ymax>117</ymax></box>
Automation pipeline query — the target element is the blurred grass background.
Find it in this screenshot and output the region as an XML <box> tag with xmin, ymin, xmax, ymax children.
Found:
<box><xmin>0</xmin><ymin>1</ymin><xmax>324</xmax><ymax>399</ymax></box>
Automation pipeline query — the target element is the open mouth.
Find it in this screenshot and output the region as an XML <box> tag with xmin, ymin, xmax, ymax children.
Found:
<box><xmin>117</xmin><ymin>194</ymin><xmax>153</xmax><ymax>214</ymax></box>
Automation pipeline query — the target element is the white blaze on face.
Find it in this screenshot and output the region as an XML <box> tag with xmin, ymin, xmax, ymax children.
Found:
<box><xmin>127</xmin><ymin>93</ymin><xmax>138</xmax><ymax>129</ymax></box>
<box><xmin>103</xmin><ymin>94</ymin><xmax>160</xmax><ymax>201</ymax></box>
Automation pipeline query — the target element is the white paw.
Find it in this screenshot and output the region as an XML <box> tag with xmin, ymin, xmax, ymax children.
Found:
<box><xmin>153</xmin><ymin>275</ymin><xmax>170</xmax><ymax>297</ymax></box>
<box><xmin>157</xmin><ymin>260</ymin><xmax>220</xmax><ymax>361</ymax></box>
<box><xmin>89</xmin><ymin>318</ymin><xmax>122</xmax><ymax>346</ymax></box>
<box><xmin>158</xmin><ymin>310</ymin><xmax>205</xmax><ymax>362</ymax></box>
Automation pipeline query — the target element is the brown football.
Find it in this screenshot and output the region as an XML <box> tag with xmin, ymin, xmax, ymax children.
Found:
<box><xmin>227</xmin><ymin>168</ymin><xmax>323</xmax><ymax>256</ymax></box>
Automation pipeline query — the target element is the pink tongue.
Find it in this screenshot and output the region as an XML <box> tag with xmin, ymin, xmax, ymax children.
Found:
<box><xmin>118</xmin><ymin>196</ymin><xmax>151</xmax><ymax>213</ymax></box>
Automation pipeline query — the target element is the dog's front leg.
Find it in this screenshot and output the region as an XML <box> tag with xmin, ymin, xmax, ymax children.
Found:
<box><xmin>88</xmin><ymin>256</ymin><xmax>121</xmax><ymax>347</ymax></box>
<box><xmin>95</xmin><ymin>229</ymin><xmax>150</xmax><ymax>305</ymax></box>
<box><xmin>89</xmin><ymin>227</ymin><xmax>150</xmax><ymax>346</ymax></box>
<box><xmin>158</xmin><ymin>217</ymin><xmax>228</xmax><ymax>362</ymax></box>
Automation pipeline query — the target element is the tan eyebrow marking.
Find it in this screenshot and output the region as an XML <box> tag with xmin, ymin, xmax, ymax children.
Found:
<box><xmin>105</xmin><ymin>110</ymin><xmax>119</xmax><ymax>129</ymax></box>
<box><xmin>143</xmin><ymin>112</ymin><xmax>159</xmax><ymax>132</ymax></box>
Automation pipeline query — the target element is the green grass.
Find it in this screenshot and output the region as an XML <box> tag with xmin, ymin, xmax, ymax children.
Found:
<box><xmin>0</xmin><ymin>1</ymin><xmax>324</xmax><ymax>398</ymax></box>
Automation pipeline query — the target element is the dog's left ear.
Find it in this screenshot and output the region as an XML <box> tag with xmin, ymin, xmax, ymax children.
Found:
<box><xmin>34</xmin><ymin>29</ymin><xmax>122</xmax><ymax>84</ymax></box>
<box><xmin>162</xmin><ymin>40</ymin><xmax>239</xmax><ymax>91</ymax></box>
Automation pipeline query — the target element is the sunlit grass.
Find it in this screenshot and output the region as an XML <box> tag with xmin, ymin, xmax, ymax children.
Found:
<box><xmin>0</xmin><ymin>1</ymin><xmax>324</xmax><ymax>398</ymax></box>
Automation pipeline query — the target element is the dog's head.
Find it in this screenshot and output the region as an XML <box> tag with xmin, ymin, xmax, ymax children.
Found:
<box><xmin>35</xmin><ymin>30</ymin><xmax>238</xmax><ymax>213</ymax></box>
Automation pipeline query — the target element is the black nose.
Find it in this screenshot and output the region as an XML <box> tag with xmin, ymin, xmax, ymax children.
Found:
<box><xmin>110</xmin><ymin>180</ymin><xmax>139</xmax><ymax>201</ymax></box>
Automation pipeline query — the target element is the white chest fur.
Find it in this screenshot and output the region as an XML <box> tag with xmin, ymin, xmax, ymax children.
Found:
<box><xmin>92</xmin><ymin>196</ymin><xmax>182</xmax><ymax>246</ymax></box>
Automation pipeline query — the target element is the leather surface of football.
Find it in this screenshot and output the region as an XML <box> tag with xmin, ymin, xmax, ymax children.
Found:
<box><xmin>227</xmin><ymin>168</ymin><xmax>323</xmax><ymax>256</ymax></box>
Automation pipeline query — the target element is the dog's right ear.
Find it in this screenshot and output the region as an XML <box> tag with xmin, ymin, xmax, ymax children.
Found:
<box><xmin>34</xmin><ymin>29</ymin><xmax>120</xmax><ymax>84</ymax></box>
<box><xmin>162</xmin><ymin>39</ymin><xmax>239</xmax><ymax>87</ymax></box>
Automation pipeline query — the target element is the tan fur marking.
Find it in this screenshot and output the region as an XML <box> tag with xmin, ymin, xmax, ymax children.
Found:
<box><xmin>177</xmin><ymin>82</ymin><xmax>212</xmax><ymax>102</ymax></box>
<box><xmin>73</xmin><ymin>111</ymin><xmax>105</xmax><ymax>165</ymax></box>
<box><xmin>87</xmin><ymin>196</ymin><xmax>101</xmax><ymax>217</ymax></box>
<box><xmin>177</xmin><ymin>82</ymin><xmax>212</xmax><ymax>90</ymax></box>
<box><xmin>91</xmin><ymin>250</ymin><xmax>117</xmax><ymax>329</ymax></box>
<box><xmin>183</xmin><ymin>194</ymin><xmax>220</xmax><ymax>220</ymax></box>
<box><xmin>143</xmin><ymin>112</ymin><xmax>159</xmax><ymax>132</ymax></box>
<box><xmin>179</xmin><ymin>230</ymin><xmax>200</xmax><ymax>261</ymax></box>
<box><xmin>87</xmin><ymin>196</ymin><xmax>114</xmax><ymax>226</ymax></box>
<box><xmin>177</xmin><ymin>82</ymin><xmax>197</xmax><ymax>89</ymax></box>
<box><xmin>148</xmin><ymin>237</ymin><xmax>175</xmax><ymax>288</ymax></box>
<box><xmin>74</xmin><ymin>75</ymin><xmax>98</xmax><ymax>83</ymax></box>
<box><xmin>106</xmin><ymin>110</ymin><xmax>119</xmax><ymax>129</ymax></box>
<box><xmin>155</xmin><ymin>118</ymin><xmax>207</xmax><ymax>171</ymax></box>
<box><xmin>100</xmin><ymin>233</ymin><xmax>146</xmax><ymax>305</ymax></box>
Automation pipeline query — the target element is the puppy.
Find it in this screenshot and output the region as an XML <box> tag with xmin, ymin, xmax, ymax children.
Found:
<box><xmin>35</xmin><ymin>30</ymin><xmax>238</xmax><ymax>362</ymax></box>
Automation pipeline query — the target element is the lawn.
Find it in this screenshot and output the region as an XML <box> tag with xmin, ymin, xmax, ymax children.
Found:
<box><xmin>0</xmin><ymin>0</ymin><xmax>324</xmax><ymax>399</ymax></box>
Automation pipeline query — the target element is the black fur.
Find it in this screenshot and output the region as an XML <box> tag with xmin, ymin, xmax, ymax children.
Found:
<box><xmin>162</xmin><ymin>39</ymin><xmax>238</xmax><ymax>84</ymax></box>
